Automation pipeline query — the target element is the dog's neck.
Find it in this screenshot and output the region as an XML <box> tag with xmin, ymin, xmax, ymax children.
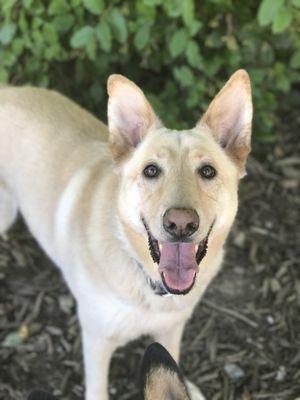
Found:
<box><xmin>135</xmin><ymin>260</ymin><xmax>172</xmax><ymax>297</ymax></box>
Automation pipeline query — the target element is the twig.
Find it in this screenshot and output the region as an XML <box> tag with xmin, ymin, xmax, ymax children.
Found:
<box><xmin>202</xmin><ymin>299</ymin><xmax>258</xmax><ymax>329</ymax></box>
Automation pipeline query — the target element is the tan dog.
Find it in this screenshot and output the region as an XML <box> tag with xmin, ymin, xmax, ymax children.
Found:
<box><xmin>27</xmin><ymin>342</ymin><xmax>192</xmax><ymax>400</ymax></box>
<box><xmin>0</xmin><ymin>70</ymin><xmax>252</xmax><ymax>400</ymax></box>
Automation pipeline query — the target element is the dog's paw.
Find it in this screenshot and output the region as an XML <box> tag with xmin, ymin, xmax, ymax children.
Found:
<box><xmin>185</xmin><ymin>379</ymin><xmax>206</xmax><ymax>400</ymax></box>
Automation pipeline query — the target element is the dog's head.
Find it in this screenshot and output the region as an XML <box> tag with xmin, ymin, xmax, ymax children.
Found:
<box><xmin>107</xmin><ymin>70</ymin><xmax>252</xmax><ymax>295</ymax></box>
<box><xmin>26</xmin><ymin>343</ymin><xmax>190</xmax><ymax>400</ymax></box>
<box><xmin>141</xmin><ymin>342</ymin><xmax>190</xmax><ymax>400</ymax></box>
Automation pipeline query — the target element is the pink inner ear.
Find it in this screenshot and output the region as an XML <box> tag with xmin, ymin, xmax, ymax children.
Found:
<box><xmin>118</xmin><ymin>108</ymin><xmax>146</xmax><ymax>147</ymax></box>
<box><xmin>210</xmin><ymin>86</ymin><xmax>250</xmax><ymax>148</ymax></box>
<box><xmin>108</xmin><ymin>82</ymin><xmax>156</xmax><ymax>148</ymax></box>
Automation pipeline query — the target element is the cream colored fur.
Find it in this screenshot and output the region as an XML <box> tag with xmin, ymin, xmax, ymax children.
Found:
<box><xmin>0</xmin><ymin>70</ymin><xmax>252</xmax><ymax>400</ymax></box>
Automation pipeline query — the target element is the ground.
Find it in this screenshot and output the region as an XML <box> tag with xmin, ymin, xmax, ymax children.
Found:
<box><xmin>0</xmin><ymin>120</ymin><xmax>299</xmax><ymax>400</ymax></box>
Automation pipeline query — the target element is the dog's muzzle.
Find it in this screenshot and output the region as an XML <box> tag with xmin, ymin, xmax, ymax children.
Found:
<box><xmin>142</xmin><ymin>217</ymin><xmax>214</xmax><ymax>295</ymax></box>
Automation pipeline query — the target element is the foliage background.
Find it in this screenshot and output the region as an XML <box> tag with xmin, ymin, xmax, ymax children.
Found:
<box><xmin>0</xmin><ymin>0</ymin><xmax>300</xmax><ymax>148</ymax></box>
<box><xmin>0</xmin><ymin>3</ymin><xmax>300</xmax><ymax>399</ymax></box>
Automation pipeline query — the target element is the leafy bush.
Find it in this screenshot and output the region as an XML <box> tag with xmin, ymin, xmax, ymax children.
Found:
<box><xmin>0</xmin><ymin>0</ymin><xmax>300</xmax><ymax>143</ymax></box>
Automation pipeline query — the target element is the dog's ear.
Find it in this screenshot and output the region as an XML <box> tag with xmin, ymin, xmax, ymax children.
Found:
<box><xmin>197</xmin><ymin>69</ymin><xmax>253</xmax><ymax>177</ymax></box>
<box><xmin>141</xmin><ymin>343</ymin><xmax>190</xmax><ymax>400</ymax></box>
<box><xmin>27</xmin><ymin>390</ymin><xmax>58</xmax><ymax>400</ymax></box>
<box><xmin>107</xmin><ymin>75</ymin><xmax>161</xmax><ymax>161</ymax></box>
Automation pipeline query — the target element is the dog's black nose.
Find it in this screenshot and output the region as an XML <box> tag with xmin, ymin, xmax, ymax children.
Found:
<box><xmin>163</xmin><ymin>208</ymin><xmax>199</xmax><ymax>238</ymax></box>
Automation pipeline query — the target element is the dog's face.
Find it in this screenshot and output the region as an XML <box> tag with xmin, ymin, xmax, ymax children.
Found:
<box><xmin>108</xmin><ymin>71</ymin><xmax>252</xmax><ymax>295</ymax></box>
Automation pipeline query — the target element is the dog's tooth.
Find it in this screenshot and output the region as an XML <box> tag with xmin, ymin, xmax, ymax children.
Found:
<box><xmin>194</xmin><ymin>245</ymin><xmax>199</xmax><ymax>252</ymax></box>
<box><xmin>159</xmin><ymin>244</ymin><xmax>162</xmax><ymax>251</ymax></box>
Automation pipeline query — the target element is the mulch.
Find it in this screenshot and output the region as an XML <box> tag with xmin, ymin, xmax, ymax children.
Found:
<box><xmin>0</xmin><ymin>119</ymin><xmax>299</xmax><ymax>400</ymax></box>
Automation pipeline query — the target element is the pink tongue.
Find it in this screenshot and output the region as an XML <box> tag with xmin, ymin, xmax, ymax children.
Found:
<box><xmin>158</xmin><ymin>243</ymin><xmax>198</xmax><ymax>292</ymax></box>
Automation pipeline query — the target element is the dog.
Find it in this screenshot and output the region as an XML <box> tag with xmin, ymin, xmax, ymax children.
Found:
<box><xmin>0</xmin><ymin>69</ymin><xmax>252</xmax><ymax>400</ymax></box>
<box><xmin>27</xmin><ymin>342</ymin><xmax>192</xmax><ymax>400</ymax></box>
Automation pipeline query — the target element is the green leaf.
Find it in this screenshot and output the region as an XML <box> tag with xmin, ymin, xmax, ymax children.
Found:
<box><xmin>202</xmin><ymin>56</ymin><xmax>223</xmax><ymax>78</ymax></box>
<box><xmin>2</xmin><ymin>331</ymin><xmax>23</xmax><ymax>347</ymax></box>
<box><xmin>169</xmin><ymin>29</ymin><xmax>188</xmax><ymax>58</ymax></box>
<box><xmin>142</xmin><ymin>0</ymin><xmax>162</xmax><ymax>5</ymax></box>
<box><xmin>11</xmin><ymin>38</ymin><xmax>24</xmax><ymax>56</ymax></box>
<box><xmin>136</xmin><ymin>2</ymin><xmax>156</xmax><ymax>20</ymax></box>
<box><xmin>257</xmin><ymin>0</ymin><xmax>284</xmax><ymax>26</ymax></box>
<box><xmin>70</xmin><ymin>26</ymin><xmax>94</xmax><ymax>48</ymax></box>
<box><xmin>187</xmin><ymin>20</ymin><xmax>202</xmax><ymax>37</ymax></box>
<box><xmin>32</xmin><ymin>3</ymin><xmax>45</xmax><ymax>15</ymax></box>
<box><xmin>0</xmin><ymin>23</ymin><xmax>16</xmax><ymax>45</ymax></box>
<box><xmin>163</xmin><ymin>0</ymin><xmax>184</xmax><ymax>18</ymax></box>
<box><xmin>174</xmin><ymin>66</ymin><xmax>194</xmax><ymax>86</ymax></box>
<box><xmin>95</xmin><ymin>20</ymin><xmax>112</xmax><ymax>52</ymax></box>
<box><xmin>2</xmin><ymin>0</ymin><xmax>17</xmax><ymax>12</ymax></box>
<box><xmin>18</xmin><ymin>11</ymin><xmax>28</xmax><ymax>34</ymax></box>
<box><xmin>274</xmin><ymin>61</ymin><xmax>290</xmax><ymax>92</ymax></box>
<box><xmin>248</xmin><ymin>68</ymin><xmax>266</xmax><ymax>84</ymax></box>
<box><xmin>82</xmin><ymin>0</ymin><xmax>104</xmax><ymax>15</ymax></box>
<box><xmin>23</xmin><ymin>0</ymin><xmax>33</xmax><ymax>8</ymax></box>
<box><xmin>0</xmin><ymin>68</ymin><xmax>9</xmax><ymax>83</ymax></box>
<box><xmin>70</xmin><ymin>0</ymin><xmax>81</xmax><ymax>6</ymax></box>
<box><xmin>290</xmin><ymin>49</ymin><xmax>300</xmax><ymax>68</ymax></box>
<box><xmin>186</xmin><ymin>40</ymin><xmax>203</xmax><ymax>69</ymax></box>
<box><xmin>43</xmin><ymin>23</ymin><xmax>59</xmax><ymax>45</ymax></box>
<box><xmin>292</xmin><ymin>0</ymin><xmax>300</xmax><ymax>7</ymax></box>
<box><xmin>134</xmin><ymin>24</ymin><xmax>150</xmax><ymax>50</ymax></box>
<box><xmin>108</xmin><ymin>8</ymin><xmax>128</xmax><ymax>44</ymax></box>
<box><xmin>276</xmin><ymin>74</ymin><xmax>291</xmax><ymax>92</ymax></box>
<box><xmin>272</xmin><ymin>7</ymin><xmax>293</xmax><ymax>33</ymax></box>
<box><xmin>32</xmin><ymin>16</ymin><xmax>43</xmax><ymax>30</ymax></box>
<box><xmin>182</xmin><ymin>0</ymin><xmax>194</xmax><ymax>26</ymax></box>
<box><xmin>52</xmin><ymin>15</ymin><xmax>75</xmax><ymax>32</ymax></box>
<box><xmin>2</xmin><ymin>50</ymin><xmax>17</xmax><ymax>67</ymax></box>
<box><xmin>48</xmin><ymin>0</ymin><xmax>70</xmax><ymax>15</ymax></box>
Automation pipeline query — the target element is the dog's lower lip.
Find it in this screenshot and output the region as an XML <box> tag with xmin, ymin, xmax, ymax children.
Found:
<box><xmin>161</xmin><ymin>271</ymin><xmax>196</xmax><ymax>295</ymax></box>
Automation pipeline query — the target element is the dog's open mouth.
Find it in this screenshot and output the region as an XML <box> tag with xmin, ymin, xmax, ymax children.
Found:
<box><xmin>142</xmin><ymin>219</ymin><xmax>213</xmax><ymax>295</ymax></box>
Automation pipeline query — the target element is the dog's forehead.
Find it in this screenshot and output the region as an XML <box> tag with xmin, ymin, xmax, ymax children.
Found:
<box><xmin>144</xmin><ymin>127</ymin><xmax>216</xmax><ymax>157</ymax></box>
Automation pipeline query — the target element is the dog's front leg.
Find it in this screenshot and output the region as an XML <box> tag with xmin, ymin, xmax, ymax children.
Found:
<box><xmin>154</xmin><ymin>321</ymin><xmax>206</xmax><ymax>400</ymax></box>
<box><xmin>81</xmin><ymin>328</ymin><xmax>117</xmax><ymax>400</ymax></box>
<box><xmin>154</xmin><ymin>320</ymin><xmax>185</xmax><ymax>363</ymax></box>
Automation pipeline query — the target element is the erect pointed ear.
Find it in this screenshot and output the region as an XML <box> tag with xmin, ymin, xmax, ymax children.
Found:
<box><xmin>107</xmin><ymin>74</ymin><xmax>161</xmax><ymax>161</ymax></box>
<box><xmin>197</xmin><ymin>69</ymin><xmax>253</xmax><ymax>177</ymax></box>
<box><xmin>141</xmin><ymin>343</ymin><xmax>190</xmax><ymax>400</ymax></box>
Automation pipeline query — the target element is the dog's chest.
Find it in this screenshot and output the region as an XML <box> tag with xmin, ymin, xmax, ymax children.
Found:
<box><xmin>104</xmin><ymin>298</ymin><xmax>189</xmax><ymax>342</ymax></box>
<box><xmin>77</xmin><ymin>280</ymin><xmax>192</xmax><ymax>344</ymax></box>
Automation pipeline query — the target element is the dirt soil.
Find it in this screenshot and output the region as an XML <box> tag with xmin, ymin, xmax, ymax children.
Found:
<box><xmin>0</xmin><ymin>120</ymin><xmax>299</xmax><ymax>400</ymax></box>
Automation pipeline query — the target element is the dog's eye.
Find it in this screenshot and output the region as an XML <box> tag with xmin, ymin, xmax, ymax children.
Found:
<box><xmin>143</xmin><ymin>164</ymin><xmax>161</xmax><ymax>178</ymax></box>
<box><xmin>198</xmin><ymin>165</ymin><xmax>216</xmax><ymax>179</ymax></box>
